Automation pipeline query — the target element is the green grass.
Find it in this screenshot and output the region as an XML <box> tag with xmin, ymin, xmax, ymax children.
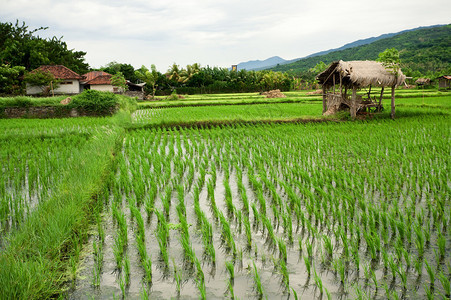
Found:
<box><xmin>0</xmin><ymin>116</ymin><xmax>125</xmax><ymax>298</ymax></box>
<box><xmin>138</xmin><ymin>88</ymin><xmax>450</xmax><ymax>109</ymax></box>
<box><xmin>133</xmin><ymin>102</ymin><xmax>324</xmax><ymax>126</ymax></box>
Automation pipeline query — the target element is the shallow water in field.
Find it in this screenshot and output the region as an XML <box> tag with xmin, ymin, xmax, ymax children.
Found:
<box><xmin>68</xmin><ymin>122</ymin><xmax>450</xmax><ymax>299</ymax></box>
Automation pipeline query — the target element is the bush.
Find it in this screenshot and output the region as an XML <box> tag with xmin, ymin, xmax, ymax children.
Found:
<box><xmin>70</xmin><ymin>90</ymin><xmax>118</xmax><ymax>114</ymax></box>
<box><xmin>0</xmin><ymin>96</ymin><xmax>33</xmax><ymax>108</ymax></box>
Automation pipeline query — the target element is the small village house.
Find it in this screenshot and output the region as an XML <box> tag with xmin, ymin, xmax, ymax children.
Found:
<box><xmin>437</xmin><ymin>75</ymin><xmax>451</xmax><ymax>89</ymax></box>
<box><xmin>27</xmin><ymin>65</ymin><xmax>146</xmax><ymax>99</ymax></box>
<box><xmin>26</xmin><ymin>65</ymin><xmax>83</xmax><ymax>95</ymax></box>
<box><xmin>316</xmin><ymin>60</ymin><xmax>406</xmax><ymax>119</ymax></box>
<box><xmin>82</xmin><ymin>71</ymin><xmax>115</xmax><ymax>92</ymax></box>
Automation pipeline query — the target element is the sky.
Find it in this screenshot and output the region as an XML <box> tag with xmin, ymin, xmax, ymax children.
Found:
<box><xmin>1</xmin><ymin>0</ymin><xmax>450</xmax><ymax>72</ymax></box>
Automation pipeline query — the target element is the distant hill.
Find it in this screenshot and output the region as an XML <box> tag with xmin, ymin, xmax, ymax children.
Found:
<box><xmin>235</xmin><ymin>25</ymin><xmax>443</xmax><ymax>71</ymax></box>
<box><xmin>268</xmin><ymin>24</ymin><xmax>451</xmax><ymax>76</ymax></box>
<box><xmin>302</xmin><ymin>24</ymin><xmax>443</xmax><ymax>59</ymax></box>
<box><xmin>235</xmin><ymin>56</ymin><xmax>287</xmax><ymax>71</ymax></box>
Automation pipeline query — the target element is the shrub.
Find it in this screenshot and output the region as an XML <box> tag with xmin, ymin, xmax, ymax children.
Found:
<box><xmin>70</xmin><ymin>90</ymin><xmax>118</xmax><ymax>114</ymax></box>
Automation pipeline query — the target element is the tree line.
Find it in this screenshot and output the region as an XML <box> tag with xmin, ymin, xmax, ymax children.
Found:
<box><xmin>102</xmin><ymin>61</ymin><xmax>292</xmax><ymax>96</ymax></box>
<box><xmin>0</xmin><ymin>20</ymin><xmax>292</xmax><ymax>96</ymax></box>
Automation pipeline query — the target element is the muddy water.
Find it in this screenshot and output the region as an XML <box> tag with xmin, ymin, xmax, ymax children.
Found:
<box><xmin>68</xmin><ymin>126</ymin><xmax>449</xmax><ymax>300</ymax></box>
<box><xmin>69</xmin><ymin>166</ymin><xmax>352</xmax><ymax>299</ymax></box>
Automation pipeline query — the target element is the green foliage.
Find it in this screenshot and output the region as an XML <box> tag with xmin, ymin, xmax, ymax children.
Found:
<box><xmin>162</xmin><ymin>65</ymin><xmax>292</xmax><ymax>94</ymax></box>
<box><xmin>101</xmin><ymin>61</ymin><xmax>139</xmax><ymax>83</ymax></box>
<box><xmin>135</xmin><ymin>65</ymin><xmax>159</xmax><ymax>98</ymax></box>
<box><xmin>70</xmin><ymin>90</ymin><xmax>136</xmax><ymax>114</ymax></box>
<box><xmin>0</xmin><ymin>64</ymin><xmax>25</xmax><ymax>95</ymax></box>
<box><xmin>165</xmin><ymin>90</ymin><xmax>180</xmax><ymax>101</ymax></box>
<box><xmin>309</xmin><ymin>61</ymin><xmax>327</xmax><ymax>74</ymax></box>
<box><xmin>110</xmin><ymin>72</ymin><xmax>128</xmax><ymax>92</ymax></box>
<box><xmin>377</xmin><ymin>48</ymin><xmax>401</xmax><ymax>75</ymax></box>
<box><xmin>0</xmin><ymin>20</ymin><xmax>88</xmax><ymax>73</ymax></box>
<box><xmin>23</xmin><ymin>69</ymin><xmax>60</xmax><ymax>95</ymax></box>
<box><xmin>70</xmin><ymin>90</ymin><xmax>118</xmax><ymax>113</ymax></box>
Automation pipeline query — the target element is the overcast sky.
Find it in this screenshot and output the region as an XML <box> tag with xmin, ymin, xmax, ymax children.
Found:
<box><xmin>1</xmin><ymin>0</ymin><xmax>450</xmax><ymax>72</ymax></box>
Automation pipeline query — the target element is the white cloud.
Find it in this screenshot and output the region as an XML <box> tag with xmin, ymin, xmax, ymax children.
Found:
<box><xmin>1</xmin><ymin>0</ymin><xmax>450</xmax><ymax>71</ymax></box>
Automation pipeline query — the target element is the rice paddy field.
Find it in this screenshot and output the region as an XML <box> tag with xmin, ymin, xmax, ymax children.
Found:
<box><xmin>0</xmin><ymin>90</ymin><xmax>450</xmax><ymax>299</ymax></box>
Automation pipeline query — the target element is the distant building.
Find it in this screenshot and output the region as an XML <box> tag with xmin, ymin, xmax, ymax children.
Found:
<box><xmin>26</xmin><ymin>65</ymin><xmax>83</xmax><ymax>95</ymax></box>
<box><xmin>82</xmin><ymin>71</ymin><xmax>114</xmax><ymax>92</ymax></box>
<box><xmin>437</xmin><ymin>75</ymin><xmax>451</xmax><ymax>89</ymax></box>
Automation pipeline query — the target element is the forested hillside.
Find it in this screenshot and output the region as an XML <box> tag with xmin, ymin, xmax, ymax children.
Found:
<box><xmin>270</xmin><ymin>24</ymin><xmax>451</xmax><ymax>78</ymax></box>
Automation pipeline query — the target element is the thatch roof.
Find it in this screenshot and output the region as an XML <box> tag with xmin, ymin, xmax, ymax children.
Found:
<box><xmin>415</xmin><ymin>78</ymin><xmax>431</xmax><ymax>85</ymax></box>
<box><xmin>317</xmin><ymin>60</ymin><xmax>406</xmax><ymax>88</ymax></box>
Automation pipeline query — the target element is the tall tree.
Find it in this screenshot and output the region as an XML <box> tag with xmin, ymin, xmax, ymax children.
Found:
<box><xmin>0</xmin><ymin>20</ymin><xmax>89</xmax><ymax>73</ymax></box>
<box><xmin>135</xmin><ymin>65</ymin><xmax>160</xmax><ymax>98</ymax></box>
<box><xmin>0</xmin><ymin>64</ymin><xmax>25</xmax><ymax>95</ymax></box>
<box><xmin>166</xmin><ymin>63</ymin><xmax>182</xmax><ymax>83</ymax></box>
<box><xmin>110</xmin><ymin>71</ymin><xmax>128</xmax><ymax>92</ymax></box>
<box><xmin>377</xmin><ymin>48</ymin><xmax>401</xmax><ymax>119</ymax></box>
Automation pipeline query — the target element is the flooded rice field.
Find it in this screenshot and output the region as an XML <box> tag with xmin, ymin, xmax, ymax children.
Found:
<box><xmin>69</xmin><ymin>121</ymin><xmax>450</xmax><ymax>299</ymax></box>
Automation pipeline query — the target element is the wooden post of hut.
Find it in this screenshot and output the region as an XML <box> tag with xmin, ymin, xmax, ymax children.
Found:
<box><xmin>391</xmin><ymin>85</ymin><xmax>395</xmax><ymax>119</ymax></box>
<box><xmin>378</xmin><ymin>87</ymin><xmax>384</xmax><ymax>112</ymax></box>
<box><xmin>351</xmin><ymin>86</ymin><xmax>357</xmax><ymax>119</ymax></box>
<box><xmin>322</xmin><ymin>86</ymin><xmax>327</xmax><ymax>113</ymax></box>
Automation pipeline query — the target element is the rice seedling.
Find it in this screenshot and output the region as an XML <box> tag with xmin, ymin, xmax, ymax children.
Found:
<box><xmin>276</xmin><ymin>258</ymin><xmax>289</xmax><ymax>291</ymax></box>
<box><xmin>252</xmin><ymin>261</ymin><xmax>264</xmax><ymax>298</ymax></box>
<box><xmin>143</xmin><ymin>257</ymin><xmax>152</xmax><ymax>284</ymax></box>
<box><xmin>314</xmin><ymin>270</ymin><xmax>323</xmax><ymax>296</ymax></box>
<box><xmin>424</xmin><ymin>283</ymin><xmax>435</xmax><ymax>300</ymax></box>
<box><xmin>414</xmin><ymin>257</ymin><xmax>423</xmax><ymax>276</ymax></box>
<box><xmin>437</xmin><ymin>229</ymin><xmax>446</xmax><ymax>260</ymax></box>
<box><xmin>438</xmin><ymin>270</ymin><xmax>450</xmax><ymax>298</ymax></box>
<box><xmin>225</xmin><ymin>260</ymin><xmax>235</xmax><ymax>298</ymax></box>
<box><xmin>113</xmin><ymin>233</ymin><xmax>125</xmax><ymax>270</ymax></box>
<box><xmin>123</xmin><ymin>254</ymin><xmax>131</xmax><ymax>286</ymax></box>
<box><xmin>304</xmin><ymin>255</ymin><xmax>312</xmax><ymax>277</ymax></box>
<box><xmin>173</xmin><ymin>258</ymin><xmax>182</xmax><ymax>295</ymax></box>
<box><xmin>425</xmin><ymin>260</ymin><xmax>435</xmax><ymax>290</ymax></box>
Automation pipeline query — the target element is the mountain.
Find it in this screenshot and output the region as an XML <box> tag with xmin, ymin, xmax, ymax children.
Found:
<box><xmin>302</xmin><ymin>24</ymin><xmax>443</xmax><ymax>59</ymax></box>
<box><xmin>268</xmin><ymin>24</ymin><xmax>451</xmax><ymax>76</ymax></box>
<box><xmin>235</xmin><ymin>56</ymin><xmax>287</xmax><ymax>71</ymax></box>
<box><xmin>235</xmin><ymin>25</ymin><xmax>441</xmax><ymax>71</ymax></box>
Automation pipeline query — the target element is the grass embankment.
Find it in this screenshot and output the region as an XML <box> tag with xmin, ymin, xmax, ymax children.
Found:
<box><xmin>0</xmin><ymin>94</ymin><xmax>136</xmax><ymax>298</ymax></box>
<box><xmin>132</xmin><ymin>102</ymin><xmax>325</xmax><ymax>128</ymax></box>
<box><xmin>138</xmin><ymin>89</ymin><xmax>449</xmax><ymax>109</ymax></box>
<box><xmin>0</xmin><ymin>90</ymin><xmax>138</xmax><ymax>117</ymax></box>
<box><xmin>0</xmin><ymin>124</ymin><xmax>124</xmax><ymax>298</ymax></box>
<box><xmin>132</xmin><ymin>94</ymin><xmax>450</xmax><ymax>129</ymax></box>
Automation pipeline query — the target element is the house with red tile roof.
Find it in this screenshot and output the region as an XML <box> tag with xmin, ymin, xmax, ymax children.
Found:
<box><xmin>82</xmin><ymin>71</ymin><xmax>116</xmax><ymax>92</ymax></box>
<box><xmin>26</xmin><ymin>65</ymin><xmax>83</xmax><ymax>95</ymax></box>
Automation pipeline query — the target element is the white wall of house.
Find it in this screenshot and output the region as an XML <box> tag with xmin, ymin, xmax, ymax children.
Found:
<box><xmin>90</xmin><ymin>84</ymin><xmax>114</xmax><ymax>92</ymax></box>
<box><xmin>26</xmin><ymin>80</ymin><xmax>80</xmax><ymax>95</ymax></box>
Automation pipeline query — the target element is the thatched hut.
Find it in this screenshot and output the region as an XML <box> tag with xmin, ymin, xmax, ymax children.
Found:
<box><xmin>415</xmin><ymin>78</ymin><xmax>431</xmax><ymax>86</ymax></box>
<box><xmin>316</xmin><ymin>60</ymin><xmax>406</xmax><ymax>119</ymax></box>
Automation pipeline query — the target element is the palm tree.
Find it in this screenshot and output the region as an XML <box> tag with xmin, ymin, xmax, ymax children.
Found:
<box><xmin>179</xmin><ymin>63</ymin><xmax>201</xmax><ymax>84</ymax></box>
<box><xmin>166</xmin><ymin>63</ymin><xmax>181</xmax><ymax>83</ymax></box>
<box><xmin>135</xmin><ymin>64</ymin><xmax>159</xmax><ymax>98</ymax></box>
